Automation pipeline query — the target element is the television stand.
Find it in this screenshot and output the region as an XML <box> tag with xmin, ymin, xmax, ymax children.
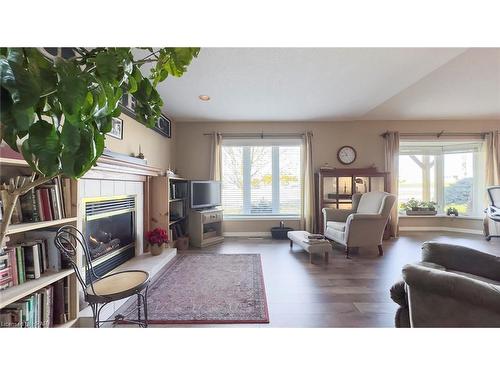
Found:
<box><xmin>189</xmin><ymin>207</ymin><xmax>224</xmax><ymax>248</ymax></box>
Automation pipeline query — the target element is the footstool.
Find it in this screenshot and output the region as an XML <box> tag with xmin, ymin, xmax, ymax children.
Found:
<box><xmin>287</xmin><ymin>230</ymin><xmax>332</xmax><ymax>264</ymax></box>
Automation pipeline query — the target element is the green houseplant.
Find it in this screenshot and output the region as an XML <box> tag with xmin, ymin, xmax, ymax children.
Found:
<box><xmin>0</xmin><ymin>47</ymin><xmax>199</xmax><ymax>247</ymax></box>
<box><xmin>401</xmin><ymin>198</ymin><xmax>437</xmax><ymax>215</ymax></box>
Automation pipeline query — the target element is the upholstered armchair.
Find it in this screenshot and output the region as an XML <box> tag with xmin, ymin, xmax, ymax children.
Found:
<box><xmin>391</xmin><ymin>242</ymin><xmax>500</xmax><ymax>327</ymax></box>
<box><xmin>322</xmin><ymin>191</ymin><xmax>396</xmax><ymax>258</ymax></box>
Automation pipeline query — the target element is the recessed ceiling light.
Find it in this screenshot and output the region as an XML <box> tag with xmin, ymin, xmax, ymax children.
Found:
<box><xmin>199</xmin><ymin>95</ymin><xmax>210</xmax><ymax>101</ymax></box>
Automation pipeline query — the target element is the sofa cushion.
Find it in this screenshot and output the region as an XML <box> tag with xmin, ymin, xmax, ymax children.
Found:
<box><xmin>326</xmin><ymin>221</ymin><xmax>346</xmax><ymax>232</ymax></box>
<box><xmin>449</xmin><ymin>270</ymin><xmax>500</xmax><ymax>286</ymax></box>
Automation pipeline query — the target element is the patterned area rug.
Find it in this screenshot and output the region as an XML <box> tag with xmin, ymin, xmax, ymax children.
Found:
<box><xmin>122</xmin><ymin>254</ymin><xmax>269</xmax><ymax>324</ymax></box>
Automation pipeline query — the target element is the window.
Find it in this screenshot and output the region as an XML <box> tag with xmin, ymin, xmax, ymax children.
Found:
<box><xmin>221</xmin><ymin>139</ymin><xmax>302</xmax><ymax>217</ymax></box>
<box><xmin>399</xmin><ymin>141</ymin><xmax>485</xmax><ymax>216</ymax></box>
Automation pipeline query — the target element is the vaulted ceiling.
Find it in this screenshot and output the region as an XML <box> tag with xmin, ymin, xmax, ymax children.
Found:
<box><xmin>154</xmin><ymin>48</ymin><xmax>500</xmax><ymax>122</ymax></box>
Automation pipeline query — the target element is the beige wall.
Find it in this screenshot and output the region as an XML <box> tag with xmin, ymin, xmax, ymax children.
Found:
<box><xmin>175</xmin><ymin>119</ymin><xmax>500</xmax><ymax>234</ymax></box>
<box><xmin>104</xmin><ymin>114</ymin><xmax>175</xmax><ymax>171</ymax></box>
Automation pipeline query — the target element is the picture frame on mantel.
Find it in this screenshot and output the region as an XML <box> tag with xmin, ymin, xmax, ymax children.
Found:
<box><xmin>109</xmin><ymin>117</ymin><xmax>124</xmax><ymax>139</ymax></box>
<box><xmin>118</xmin><ymin>93</ymin><xmax>172</xmax><ymax>138</ymax></box>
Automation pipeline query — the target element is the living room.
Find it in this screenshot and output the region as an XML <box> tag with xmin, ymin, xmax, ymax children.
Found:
<box><xmin>2</xmin><ymin>1</ymin><xmax>500</xmax><ymax>374</ymax></box>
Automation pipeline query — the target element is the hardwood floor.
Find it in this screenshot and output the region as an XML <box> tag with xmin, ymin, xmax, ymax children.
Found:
<box><xmin>119</xmin><ymin>232</ymin><xmax>500</xmax><ymax>328</ymax></box>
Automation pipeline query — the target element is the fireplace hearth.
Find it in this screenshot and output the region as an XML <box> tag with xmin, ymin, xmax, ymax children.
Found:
<box><xmin>83</xmin><ymin>195</ymin><xmax>136</xmax><ymax>283</ymax></box>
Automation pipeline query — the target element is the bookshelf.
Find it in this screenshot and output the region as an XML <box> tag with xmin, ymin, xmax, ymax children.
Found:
<box><xmin>150</xmin><ymin>175</ymin><xmax>190</xmax><ymax>250</ymax></box>
<box><xmin>6</xmin><ymin>217</ymin><xmax>77</xmax><ymax>235</ymax></box>
<box><xmin>0</xmin><ymin>156</ymin><xmax>80</xmax><ymax>328</ymax></box>
<box><xmin>0</xmin><ymin>269</ymin><xmax>74</xmax><ymax>309</ymax></box>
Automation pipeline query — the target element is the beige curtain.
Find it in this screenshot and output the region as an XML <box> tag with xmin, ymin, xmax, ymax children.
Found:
<box><xmin>485</xmin><ymin>131</ymin><xmax>500</xmax><ymax>187</ymax></box>
<box><xmin>209</xmin><ymin>132</ymin><xmax>222</xmax><ymax>181</ymax></box>
<box><xmin>302</xmin><ymin>131</ymin><xmax>315</xmax><ymax>232</ymax></box>
<box><xmin>384</xmin><ymin>131</ymin><xmax>400</xmax><ymax>237</ymax></box>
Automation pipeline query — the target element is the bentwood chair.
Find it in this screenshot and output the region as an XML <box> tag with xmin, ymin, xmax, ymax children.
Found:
<box><xmin>54</xmin><ymin>225</ymin><xmax>150</xmax><ymax>328</ymax></box>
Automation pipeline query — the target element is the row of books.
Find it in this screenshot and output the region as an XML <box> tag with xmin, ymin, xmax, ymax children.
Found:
<box><xmin>0</xmin><ymin>278</ymin><xmax>70</xmax><ymax>328</ymax></box>
<box><xmin>0</xmin><ymin>176</ymin><xmax>72</xmax><ymax>225</ymax></box>
<box><xmin>0</xmin><ymin>231</ymin><xmax>68</xmax><ymax>290</ymax></box>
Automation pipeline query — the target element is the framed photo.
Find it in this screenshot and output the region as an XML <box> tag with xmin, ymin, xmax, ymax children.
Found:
<box><xmin>109</xmin><ymin>117</ymin><xmax>124</xmax><ymax>139</ymax></box>
<box><xmin>154</xmin><ymin>114</ymin><xmax>172</xmax><ymax>138</ymax></box>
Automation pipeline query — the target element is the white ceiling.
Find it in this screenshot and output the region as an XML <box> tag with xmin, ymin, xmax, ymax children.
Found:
<box><xmin>154</xmin><ymin>48</ymin><xmax>500</xmax><ymax>122</ymax></box>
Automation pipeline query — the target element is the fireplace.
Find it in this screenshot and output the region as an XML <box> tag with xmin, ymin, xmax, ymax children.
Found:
<box><xmin>82</xmin><ymin>195</ymin><xmax>136</xmax><ymax>283</ymax></box>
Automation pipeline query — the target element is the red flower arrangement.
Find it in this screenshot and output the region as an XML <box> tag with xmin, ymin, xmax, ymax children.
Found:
<box><xmin>146</xmin><ymin>228</ymin><xmax>169</xmax><ymax>246</ymax></box>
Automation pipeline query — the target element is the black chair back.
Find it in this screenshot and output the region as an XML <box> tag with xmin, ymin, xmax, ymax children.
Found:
<box><xmin>54</xmin><ymin>225</ymin><xmax>100</xmax><ymax>295</ymax></box>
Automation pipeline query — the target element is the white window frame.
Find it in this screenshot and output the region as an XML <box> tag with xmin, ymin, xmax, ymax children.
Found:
<box><xmin>222</xmin><ymin>138</ymin><xmax>303</xmax><ymax>219</ymax></box>
<box><xmin>399</xmin><ymin>141</ymin><xmax>485</xmax><ymax>216</ymax></box>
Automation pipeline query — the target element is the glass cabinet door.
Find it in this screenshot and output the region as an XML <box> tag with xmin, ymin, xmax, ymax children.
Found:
<box><xmin>323</xmin><ymin>177</ymin><xmax>337</xmax><ymax>201</ymax></box>
<box><xmin>370</xmin><ymin>176</ymin><xmax>385</xmax><ymax>192</ymax></box>
<box><xmin>354</xmin><ymin>177</ymin><xmax>369</xmax><ymax>194</ymax></box>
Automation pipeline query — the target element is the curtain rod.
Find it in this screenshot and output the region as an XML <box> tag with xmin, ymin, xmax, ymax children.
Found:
<box><xmin>380</xmin><ymin>131</ymin><xmax>488</xmax><ymax>138</ymax></box>
<box><xmin>203</xmin><ymin>131</ymin><xmax>310</xmax><ymax>138</ymax></box>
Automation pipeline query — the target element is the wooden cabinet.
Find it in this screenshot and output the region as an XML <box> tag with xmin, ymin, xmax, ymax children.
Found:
<box><xmin>315</xmin><ymin>167</ymin><xmax>389</xmax><ymax>233</ymax></box>
<box><xmin>189</xmin><ymin>208</ymin><xmax>224</xmax><ymax>248</ymax></box>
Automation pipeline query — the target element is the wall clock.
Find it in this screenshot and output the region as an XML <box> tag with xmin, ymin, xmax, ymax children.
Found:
<box><xmin>337</xmin><ymin>146</ymin><xmax>357</xmax><ymax>165</ymax></box>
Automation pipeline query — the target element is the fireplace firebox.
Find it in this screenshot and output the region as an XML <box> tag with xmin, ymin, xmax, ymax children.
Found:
<box><xmin>82</xmin><ymin>195</ymin><xmax>136</xmax><ymax>283</ymax></box>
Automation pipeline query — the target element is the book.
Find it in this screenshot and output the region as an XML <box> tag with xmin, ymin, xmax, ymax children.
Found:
<box><xmin>6</xmin><ymin>248</ymin><xmax>18</xmax><ymax>286</ymax></box>
<box><xmin>55</xmin><ymin>176</ymin><xmax>65</xmax><ymax>219</ymax></box>
<box><xmin>52</xmin><ymin>279</ymin><xmax>66</xmax><ymax>325</ymax></box>
<box><xmin>38</xmin><ymin>188</ymin><xmax>53</xmax><ymax>221</ymax></box>
<box><xmin>0</xmin><ymin>267</ymin><xmax>13</xmax><ymax>290</ymax></box>
<box><xmin>19</xmin><ymin>189</ymin><xmax>40</xmax><ymax>222</ymax></box>
<box><xmin>48</xmin><ymin>186</ymin><xmax>60</xmax><ymax>220</ymax></box>
<box><xmin>62</xmin><ymin>178</ymin><xmax>72</xmax><ymax>218</ymax></box>
<box><xmin>16</xmin><ymin>246</ymin><xmax>25</xmax><ymax>284</ymax></box>
<box><xmin>0</xmin><ymin>252</ymin><xmax>8</xmax><ymax>270</ymax></box>
<box><xmin>22</xmin><ymin>242</ymin><xmax>41</xmax><ymax>279</ymax></box>
<box><xmin>25</xmin><ymin>230</ymin><xmax>62</xmax><ymax>271</ymax></box>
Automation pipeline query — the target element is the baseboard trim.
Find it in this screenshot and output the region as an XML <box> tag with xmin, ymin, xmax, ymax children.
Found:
<box><xmin>399</xmin><ymin>226</ymin><xmax>483</xmax><ymax>235</ymax></box>
<box><xmin>223</xmin><ymin>231</ymin><xmax>271</xmax><ymax>238</ymax></box>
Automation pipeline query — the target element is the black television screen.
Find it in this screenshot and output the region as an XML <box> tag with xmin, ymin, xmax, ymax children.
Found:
<box><xmin>191</xmin><ymin>181</ymin><xmax>221</xmax><ymax>209</ymax></box>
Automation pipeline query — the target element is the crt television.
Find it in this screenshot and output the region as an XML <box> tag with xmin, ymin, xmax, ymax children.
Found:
<box><xmin>190</xmin><ymin>181</ymin><xmax>221</xmax><ymax>209</ymax></box>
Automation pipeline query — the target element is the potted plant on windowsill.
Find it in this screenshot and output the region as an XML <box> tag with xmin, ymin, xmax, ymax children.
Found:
<box><xmin>146</xmin><ymin>228</ymin><xmax>169</xmax><ymax>256</ymax></box>
<box><xmin>401</xmin><ymin>198</ymin><xmax>438</xmax><ymax>216</ymax></box>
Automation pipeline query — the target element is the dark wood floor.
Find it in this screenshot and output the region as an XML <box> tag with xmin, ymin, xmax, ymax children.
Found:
<box><xmin>120</xmin><ymin>232</ymin><xmax>500</xmax><ymax>328</ymax></box>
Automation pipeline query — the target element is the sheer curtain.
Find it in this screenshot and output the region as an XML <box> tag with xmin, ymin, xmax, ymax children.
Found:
<box><xmin>485</xmin><ymin>131</ymin><xmax>500</xmax><ymax>186</ymax></box>
<box><xmin>384</xmin><ymin>131</ymin><xmax>400</xmax><ymax>237</ymax></box>
<box><xmin>209</xmin><ymin>132</ymin><xmax>222</xmax><ymax>181</ymax></box>
<box><xmin>302</xmin><ymin>131</ymin><xmax>315</xmax><ymax>232</ymax></box>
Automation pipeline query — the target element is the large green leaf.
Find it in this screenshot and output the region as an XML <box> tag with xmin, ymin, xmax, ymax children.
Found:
<box><xmin>1</xmin><ymin>50</ymin><xmax>41</xmax><ymax>109</ymax></box>
<box><xmin>95</xmin><ymin>50</ymin><xmax>119</xmax><ymax>83</ymax></box>
<box><xmin>60</xmin><ymin>120</ymin><xmax>97</xmax><ymax>178</ymax></box>
<box><xmin>25</xmin><ymin>48</ymin><xmax>57</xmax><ymax>96</ymax></box>
<box><xmin>55</xmin><ymin>57</ymin><xmax>87</xmax><ymax>122</ymax></box>
<box><xmin>25</xmin><ymin>120</ymin><xmax>61</xmax><ymax>176</ymax></box>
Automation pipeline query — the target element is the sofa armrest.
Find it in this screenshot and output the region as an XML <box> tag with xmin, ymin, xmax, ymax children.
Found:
<box><xmin>322</xmin><ymin>208</ymin><xmax>354</xmax><ymax>223</ymax></box>
<box><xmin>402</xmin><ymin>263</ymin><xmax>500</xmax><ymax>315</ymax></box>
<box><xmin>421</xmin><ymin>242</ymin><xmax>500</xmax><ymax>282</ymax></box>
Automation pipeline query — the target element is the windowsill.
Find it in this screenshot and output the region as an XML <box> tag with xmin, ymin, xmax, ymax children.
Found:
<box><xmin>224</xmin><ymin>215</ymin><xmax>301</xmax><ymax>221</ymax></box>
<box><xmin>399</xmin><ymin>213</ymin><xmax>483</xmax><ymax>220</ymax></box>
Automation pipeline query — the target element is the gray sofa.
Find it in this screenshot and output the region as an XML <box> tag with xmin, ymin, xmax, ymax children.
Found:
<box><xmin>391</xmin><ymin>242</ymin><xmax>500</xmax><ymax>327</ymax></box>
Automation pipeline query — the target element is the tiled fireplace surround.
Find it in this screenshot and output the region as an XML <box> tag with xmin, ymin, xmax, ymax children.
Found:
<box><xmin>76</xmin><ymin>157</ymin><xmax>176</xmax><ymax>325</ymax></box>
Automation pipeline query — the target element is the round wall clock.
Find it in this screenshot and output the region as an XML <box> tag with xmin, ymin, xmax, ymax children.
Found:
<box><xmin>337</xmin><ymin>146</ymin><xmax>357</xmax><ymax>165</ymax></box>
